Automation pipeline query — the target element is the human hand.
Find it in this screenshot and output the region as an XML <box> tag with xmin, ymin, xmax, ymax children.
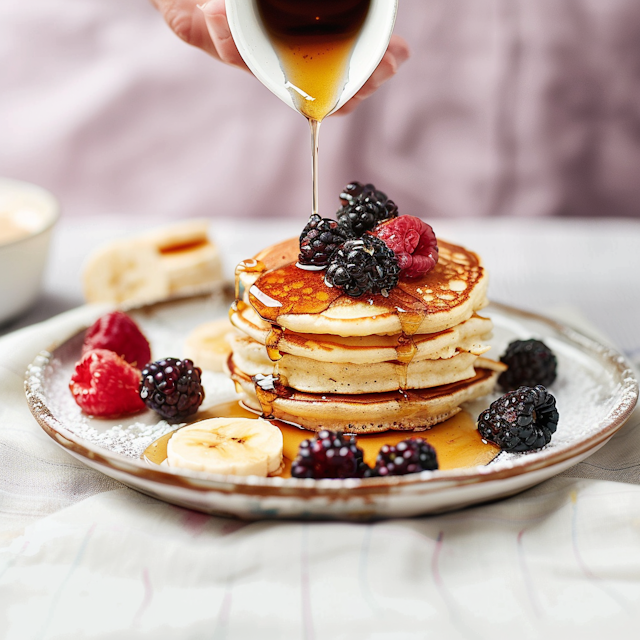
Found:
<box><xmin>150</xmin><ymin>0</ymin><xmax>410</xmax><ymax>114</ymax></box>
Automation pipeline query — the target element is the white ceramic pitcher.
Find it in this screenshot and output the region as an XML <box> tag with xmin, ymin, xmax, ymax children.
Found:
<box><xmin>225</xmin><ymin>0</ymin><xmax>398</xmax><ymax>117</ymax></box>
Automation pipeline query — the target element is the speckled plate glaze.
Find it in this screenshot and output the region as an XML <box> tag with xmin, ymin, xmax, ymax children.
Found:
<box><xmin>25</xmin><ymin>293</ymin><xmax>638</xmax><ymax>520</ymax></box>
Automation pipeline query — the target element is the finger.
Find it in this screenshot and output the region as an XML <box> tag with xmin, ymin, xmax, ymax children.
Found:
<box><xmin>334</xmin><ymin>35</ymin><xmax>410</xmax><ymax>116</ymax></box>
<box><xmin>200</xmin><ymin>0</ymin><xmax>249</xmax><ymax>70</ymax></box>
<box><xmin>155</xmin><ymin>0</ymin><xmax>220</xmax><ymax>59</ymax></box>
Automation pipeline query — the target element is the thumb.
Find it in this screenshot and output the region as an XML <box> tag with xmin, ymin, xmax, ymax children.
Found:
<box><xmin>200</xmin><ymin>0</ymin><xmax>249</xmax><ymax>70</ymax></box>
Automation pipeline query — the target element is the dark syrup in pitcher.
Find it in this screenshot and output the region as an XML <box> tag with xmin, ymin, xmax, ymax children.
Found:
<box><xmin>256</xmin><ymin>0</ymin><xmax>371</xmax><ymax>216</ymax></box>
<box><xmin>256</xmin><ymin>0</ymin><xmax>371</xmax><ymax>120</ymax></box>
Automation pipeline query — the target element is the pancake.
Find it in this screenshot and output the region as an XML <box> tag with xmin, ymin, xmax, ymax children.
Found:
<box><xmin>227</xmin><ymin>356</ymin><xmax>501</xmax><ymax>433</ymax></box>
<box><xmin>239</xmin><ymin>238</ymin><xmax>488</xmax><ymax>337</ymax></box>
<box><xmin>230</xmin><ymin>305</ymin><xmax>493</xmax><ymax>364</ymax></box>
<box><xmin>228</xmin><ymin>332</ymin><xmax>503</xmax><ymax>394</ymax></box>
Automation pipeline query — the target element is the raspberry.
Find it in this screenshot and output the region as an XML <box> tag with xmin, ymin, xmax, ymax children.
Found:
<box><xmin>82</xmin><ymin>311</ymin><xmax>151</xmax><ymax>368</ymax></box>
<box><xmin>374</xmin><ymin>438</ymin><xmax>439</xmax><ymax>476</ymax></box>
<box><xmin>291</xmin><ymin>430</ymin><xmax>371</xmax><ymax>479</ymax></box>
<box><xmin>478</xmin><ymin>385</ymin><xmax>559</xmax><ymax>452</ymax></box>
<box><xmin>337</xmin><ymin>182</ymin><xmax>398</xmax><ymax>236</ymax></box>
<box><xmin>298</xmin><ymin>214</ymin><xmax>353</xmax><ymax>267</ymax></box>
<box><xmin>372</xmin><ymin>215</ymin><xmax>439</xmax><ymax>278</ymax></box>
<box><xmin>498</xmin><ymin>339</ymin><xmax>557</xmax><ymax>391</ymax></box>
<box><xmin>140</xmin><ymin>358</ymin><xmax>204</xmax><ymax>421</ymax></box>
<box><xmin>69</xmin><ymin>349</ymin><xmax>146</xmax><ymax>418</ymax></box>
<box><xmin>325</xmin><ymin>236</ymin><xmax>400</xmax><ymax>297</ymax></box>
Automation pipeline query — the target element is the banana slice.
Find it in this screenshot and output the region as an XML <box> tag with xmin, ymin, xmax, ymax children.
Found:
<box><xmin>167</xmin><ymin>418</ymin><xmax>283</xmax><ymax>476</ymax></box>
<box><xmin>184</xmin><ymin>319</ymin><xmax>234</xmax><ymax>372</ymax></box>
<box><xmin>83</xmin><ymin>219</ymin><xmax>223</xmax><ymax>305</ymax></box>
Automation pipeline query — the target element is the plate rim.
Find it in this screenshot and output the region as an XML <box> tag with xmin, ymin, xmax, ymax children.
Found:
<box><xmin>24</xmin><ymin>299</ymin><xmax>639</xmax><ymax>499</ymax></box>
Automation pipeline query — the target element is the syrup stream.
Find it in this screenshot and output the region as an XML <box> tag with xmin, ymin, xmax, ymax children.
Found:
<box><xmin>310</xmin><ymin>118</ymin><xmax>320</xmax><ymax>217</ymax></box>
<box><xmin>256</xmin><ymin>0</ymin><xmax>371</xmax><ymax>217</ymax></box>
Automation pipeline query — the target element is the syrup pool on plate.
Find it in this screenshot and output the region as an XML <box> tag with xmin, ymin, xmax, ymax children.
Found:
<box><xmin>142</xmin><ymin>401</ymin><xmax>500</xmax><ymax>477</ymax></box>
<box><xmin>256</xmin><ymin>0</ymin><xmax>372</xmax><ymax>216</ymax></box>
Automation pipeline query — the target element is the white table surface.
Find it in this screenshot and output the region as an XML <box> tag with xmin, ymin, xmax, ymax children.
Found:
<box><xmin>1</xmin><ymin>215</ymin><xmax>640</xmax><ymax>639</ymax></box>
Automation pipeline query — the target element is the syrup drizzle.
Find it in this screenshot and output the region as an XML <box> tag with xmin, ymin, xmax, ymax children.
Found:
<box><xmin>265</xmin><ymin>325</ymin><xmax>285</xmax><ymax>361</ymax></box>
<box><xmin>310</xmin><ymin>119</ymin><xmax>320</xmax><ymax>217</ymax></box>
<box><xmin>256</xmin><ymin>0</ymin><xmax>371</xmax><ymax>217</ymax></box>
<box><xmin>231</xmin><ymin>259</ymin><xmax>267</xmax><ymax>319</ymax></box>
<box><xmin>252</xmin><ymin>373</ymin><xmax>292</xmax><ymax>419</ymax></box>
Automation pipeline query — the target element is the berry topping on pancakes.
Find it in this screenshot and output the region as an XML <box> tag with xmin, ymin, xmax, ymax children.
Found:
<box><xmin>373</xmin><ymin>215</ymin><xmax>439</xmax><ymax>278</ymax></box>
<box><xmin>295</xmin><ymin>185</ymin><xmax>438</xmax><ymax>295</ymax></box>
<box><xmin>336</xmin><ymin>181</ymin><xmax>398</xmax><ymax>236</ymax></box>
<box><xmin>298</xmin><ymin>214</ymin><xmax>353</xmax><ymax>267</ymax></box>
<box><xmin>324</xmin><ymin>235</ymin><xmax>400</xmax><ymax>297</ymax></box>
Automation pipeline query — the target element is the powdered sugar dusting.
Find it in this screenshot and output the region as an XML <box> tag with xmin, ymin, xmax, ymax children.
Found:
<box><xmin>26</xmin><ymin>296</ymin><xmax>239</xmax><ymax>459</ymax></box>
<box><xmin>464</xmin><ymin>308</ymin><xmax>638</xmax><ymax>472</ymax></box>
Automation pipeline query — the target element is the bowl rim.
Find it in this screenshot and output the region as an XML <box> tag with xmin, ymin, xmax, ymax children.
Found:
<box><xmin>0</xmin><ymin>176</ymin><xmax>60</xmax><ymax>250</ymax></box>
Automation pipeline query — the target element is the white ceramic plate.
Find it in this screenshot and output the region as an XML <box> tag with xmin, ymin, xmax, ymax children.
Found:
<box><xmin>25</xmin><ymin>293</ymin><xmax>638</xmax><ymax>520</ymax></box>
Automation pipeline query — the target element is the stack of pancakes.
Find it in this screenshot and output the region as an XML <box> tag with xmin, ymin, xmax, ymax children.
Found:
<box><xmin>227</xmin><ymin>237</ymin><xmax>504</xmax><ymax>434</ymax></box>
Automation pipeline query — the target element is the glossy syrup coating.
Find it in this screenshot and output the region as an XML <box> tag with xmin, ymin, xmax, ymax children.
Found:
<box><xmin>247</xmin><ymin>238</ymin><xmax>484</xmax><ymax>338</ymax></box>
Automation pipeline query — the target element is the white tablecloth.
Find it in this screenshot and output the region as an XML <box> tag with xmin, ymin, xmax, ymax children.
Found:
<box><xmin>1</xmin><ymin>217</ymin><xmax>639</xmax><ymax>639</ymax></box>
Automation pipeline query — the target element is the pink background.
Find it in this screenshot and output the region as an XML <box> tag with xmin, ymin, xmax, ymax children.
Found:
<box><xmin>2</xmin><ymin>0</ymin><xmax>640</xmax><ymax>220</ymax></box>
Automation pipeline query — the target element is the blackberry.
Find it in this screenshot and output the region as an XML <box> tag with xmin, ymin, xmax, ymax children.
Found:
<box><xmin>339</xmin><ymin>181</ymin><xmax>376</xmax><ymax>205</ymax></box>
<box><xmin>374</xmin><ymin>438</ymin><xmax>439</xmax><ymax>476</ymax></box>
<box><xmin>298</xmin><ymin>214</ymin><xmax>353</xmax><ymax>267</ymax></box>
<box><xmin>498</xmin><ymin>339</ymin><xmax>557</xmax><ymax>391</ymax></box>
<box><xmin>139</xmin><ymin>357</ymin><xmax>204</xmax><ymax>421</ymax></box>
<box><xmin>325</xmin><ymin>236</ymin><xmax>400</xmax><ymax>297</ymax></box>
<box><xmin>337</xmin><ymin>181</ymin><xmax>398</xmax><ymax>236</ymax></box>
<box><xmin>291</xmin><ymin>429</ymin><xmax>371</xmax><ymax>479</ymax></box>
<box><xmin>478</xmin><ymin>385</ymin><xmax>559</xmax><ymax>452</ymax></box>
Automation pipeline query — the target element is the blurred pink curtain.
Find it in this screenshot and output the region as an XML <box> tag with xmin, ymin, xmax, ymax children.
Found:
<box><xmin>1</xmin><ymin>0</ymin><xmax>639</xmax><ymax>219</ymax></box>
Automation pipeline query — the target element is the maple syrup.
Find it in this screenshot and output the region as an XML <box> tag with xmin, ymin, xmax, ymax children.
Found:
<box><xmin>257</xmin><ymin>0</ymin><xmax>371</xmax><ymax>120</ymax></box>
<box><xmin>248</xmin><ymin>261</ymin><xmax>340</xmax><ymax>322</ymax></box>
<box><xmin>141</xmin><ymin>401</ymin><xmax>500</xmax><ymax>476</ymax></box>
<box><xmin>253</xmin><ymin>373</ymin><xmax>280</xmax><ymax>418</ymax></box>
<box><xmin>256</xmin><ymin>0</ymin><xmax>371</xmax><ymax>216</ymax></box>
<box><xmin>231</xmin><ymin>258</ymin><xmax>267</xmax><ymax>318</ymax></box>
<box><xmin>396</xmin><ymin>335</ymin><xmax>418</xmax><ymax>365</ymax></box>
<box><xmin>265</xmin><ymin>325</ymin><xmax>285</xmax><ymax>361</ymax></box>
<box><xmin>247</xmin><ymin>239</ymin><xmax>481</xmax><ymax>335</ymax></box>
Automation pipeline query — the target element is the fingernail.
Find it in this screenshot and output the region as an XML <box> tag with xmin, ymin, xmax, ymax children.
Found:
<box><xmin>396</xmin><ymin>47</ymin><xmax>411</xmax><ymax>65</ymax></box>
<box><xmin>386</xmin><ymin>52</ymin><xmax>398</xmax><ymax>75</ymax></box>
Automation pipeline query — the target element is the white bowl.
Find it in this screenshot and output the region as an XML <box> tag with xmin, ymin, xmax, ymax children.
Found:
<box><xmin>0</xmin><ymin>178</ymin><xmax>59</xmax><ymax>325</ymax></box>
<box><xmin>226</xmin><ymin>0</ymin><xmax>398</xmax><ymax>117</ymax></box>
